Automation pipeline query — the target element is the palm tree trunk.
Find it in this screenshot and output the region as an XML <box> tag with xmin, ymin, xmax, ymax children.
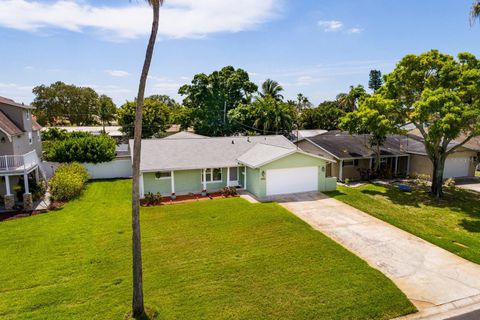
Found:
<box><xmin>132</xmin><ymin>1</ymin><xmax>160</xmax><ymax>317</ymax></box>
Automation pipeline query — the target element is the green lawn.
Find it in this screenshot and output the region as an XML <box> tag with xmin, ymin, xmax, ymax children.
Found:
<box><xmin>327</xmin><ymin>184</ymin><xmax>480</xmax><ymax>264</ymax></box>
<box><xmin>0</xmin><ymin>180</ymin><xmax>415</xmax><ymax>320</ymax></box>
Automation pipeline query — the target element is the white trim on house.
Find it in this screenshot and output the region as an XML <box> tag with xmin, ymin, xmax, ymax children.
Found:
<box><xmin>238</xmin><ymin>149</ymin><xmax>335</xmax><ymax>169</ymax></box>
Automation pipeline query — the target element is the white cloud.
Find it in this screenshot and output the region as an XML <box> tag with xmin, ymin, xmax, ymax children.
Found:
<box><xmin>0</xmin><ymin>0</ymin><xmax>279</xmax><ymax>40</ymax></box>
<box><xmin>295</xmin><ymin>75</ymin><xmax>316</xmax><ymax>86</ymax></box>
<box><xmin>347</xmin><ymin>27</ymin><xmax>363</xmax><ymax>34</ymax></box>
<box><xmin>318</xmin><ymin>20</ymin><xmax>343</xmax><ymax>32</ymax></box>
<box><xmin>106</xmin><ymin>70</ymin><xmax>130</xmax><ymax>77</ymax></box>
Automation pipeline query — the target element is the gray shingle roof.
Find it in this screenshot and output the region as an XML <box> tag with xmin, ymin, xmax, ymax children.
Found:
<box><xmin>237</xmin><ymin>144</ymin><xmax>295</xmax><ymax>168</ymax></box>
<box><xmin>0</xmin><ymin>110</ymin><xmax>23</xmax><ymax>136</ymax></box>
<box><xmin>0</xmin><ymin>96</ymin><xmax>35</xmax><ymax>109</ymax></box>
<box><xmin>163</xmin><ymin>132</ymin><xmax>206</xmax><ymax>139</ymax></box>
<box><xmin>307</xmin><ymin>133</ymin><xmax>410</xmax><ymax>159</ymax></box>
<box><xmin>132</xmin><ymin>135</ymin><xmax>296</xmax><ymax>171</ymax></box>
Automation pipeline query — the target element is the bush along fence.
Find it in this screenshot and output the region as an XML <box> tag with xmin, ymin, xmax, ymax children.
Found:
<box><xmin>49</xmin><ymin>162</ymin><xmax>89</xmax><ymax>203</ymax></box>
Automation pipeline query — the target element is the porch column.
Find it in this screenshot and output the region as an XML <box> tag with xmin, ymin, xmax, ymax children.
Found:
<box><xmin>244</xmin><ymin>166</ymin><xmax>247</xmax><ymax>188</ymax></box>
<box><xmin>139</xmin><ymin>173</ymin><xmax>144</xmax><ymax>198</ymax></box>
<box><xmin>203</xmin><ymin>169</ymin><xmax>207</xmax><ymax>191</ymax></box>
<box><xmin>369</xmin><ymin>158</ymin><xmax>373</xmax><ymax>170</ymax></box>
<box><xmin>406</xmin><ymin>155</ymin><xmax>411</xmax><ymax>176</ymax></box>
<box><xmin>226</xmin><ymin>167</ymin><xmax>230</xmax><ymax>187</ymax></box>
<box><xmin>394</xmin><ymin>156</ymin><xmax>399</xmax><ymax>175</ymax></box>
<box><xmin>35</xmin><ymin>168</ymin><xmax>40</xmax><ymax>183</ymax></box>
<box><xmin>5</xmin><ymin>175</ymin><xmax>11</xmax><ymax>195</ymax></box>
<box><xmin>24</xmin><ymin>172</ymin><xmax>29</xmax><ymax>194</ymax></box>
<box><xmin>171</xmin><ymin>171</ymin><xmax>175</xmax><ymax>194</ymax></box>
<box><xmin>339</xmin><ymin>160</ymin><xmax>343</xmax><ymax>181</ymax></box>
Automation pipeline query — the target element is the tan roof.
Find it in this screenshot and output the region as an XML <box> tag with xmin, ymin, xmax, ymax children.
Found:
<box><xmin>0</xmin><ymin>110</ymin><xmax>23</xmax><ymax>136</ymax></box>
<box><xmin>0</xmin><ymin>96</ymin><xmax>35</xmax><ymax>110</ymax></box>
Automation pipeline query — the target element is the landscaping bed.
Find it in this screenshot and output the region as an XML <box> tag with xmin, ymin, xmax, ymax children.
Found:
<box><xmin>0</xmin><ymin>179</ymin><xmax>414</xmax><ymax>319</ymax></box>
<box><xmin>326</xmin><ymin>183</ymin><xmax>480</xmax><ymax>265</ymax></box>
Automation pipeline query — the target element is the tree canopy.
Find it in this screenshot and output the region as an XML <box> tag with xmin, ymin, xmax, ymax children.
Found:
<box><xmin>358</xmin><ymin>50</ymin><xmax>480</xmax><ymax>197</ymax></box>
<box><xmin>300</xmin><ymin>101</ymin><xmax>345</xmax><ymax>130</ymax></box>
<box><xmin>117</xmin><ymin>97</ymin><xmax>171</xmax><ymax>138</ymax></box>
<box><xmin>368</xmin><ymin>70</ymin><xmax>383</xmax><ymax>92</ymax></box>
<box><xmin>336</xmin><ymin>85</ymin><xmax>368</xmax><ymax>112</ymax></box>
<box><xmin>32</xmin><ymin>81</ymin><xmax>116</xmax><ymax>126</ymax></box>
<box><xmin>260</xmin><ymin>79</ymin><xmax>284</xmax><ymax>101</ymax></box>
<box><xmin>179</xmin><ymin>66</ymin><xmax>258</xmax><ymax>136</ymax></box>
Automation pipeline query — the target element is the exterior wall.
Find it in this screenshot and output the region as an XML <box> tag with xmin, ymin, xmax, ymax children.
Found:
<box><xmin>0</xmin><ymin>103</ymin><xmax>29</xmax><ymax>131</ymax></box>
<box><xmin>246</xmin><ymin>152</ymin><xmax>329</xmax><ymax>198</ymax></box>
<box><xmin>142</xmin><ymin>167</ymin><xmax>234</xmax><ymax>196</ymax></box>
<box><xmin>0</xmin><ymin>131</ymin><xmax>14</xmax><ymax>155</ymax></box>
<box><xmin>338</xmin><ymin>159</ymin><xmax>370</xmax><ymax>181</ymax></box>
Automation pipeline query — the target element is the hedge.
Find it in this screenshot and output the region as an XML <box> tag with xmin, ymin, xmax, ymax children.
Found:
<box><xmin>44</xmin><ymin>133</ymin><xmax>116</xmax><ymax>164</ymax></box>
<box><xmin>49</xmin><ymin>163</ymin><xmax>89</xmax><ymax>202</ymax></box>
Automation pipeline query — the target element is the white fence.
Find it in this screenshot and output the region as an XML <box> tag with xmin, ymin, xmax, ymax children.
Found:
<box><xmin>42</xmin><ymin>159</ymin><xmax>132</xmax><ymax>180</ymax></box>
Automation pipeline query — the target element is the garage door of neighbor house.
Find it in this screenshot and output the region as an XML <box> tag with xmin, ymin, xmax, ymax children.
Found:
<box><xmin>266</xmin><ymin>167</ymin><xmax>318</xmax><ymax>196</ymax></box>
<box><xmin>444</xmin><ymin>157</ymin><xmax>470</xmax><ymax>178</ymax></box>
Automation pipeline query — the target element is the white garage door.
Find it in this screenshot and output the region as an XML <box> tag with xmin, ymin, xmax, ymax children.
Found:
<box><xmin>444</xmin><ymin>157</ymin><xmax>470</xmax><ymax>178</ymax></box>
<box><xmin>266</xmin><ymin>166</ymin><xmax>318</xmax><ymax>196</ymax></box>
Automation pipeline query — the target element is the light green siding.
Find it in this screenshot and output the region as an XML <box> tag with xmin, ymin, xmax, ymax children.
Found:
<box><xmin>143</xmin><ymin>168</ymin><xmax>232</xmax><ymax>196</ymax></box>
<box><xmin>246</xmin><ymin>152</ymin><xmax>330</xmax><ymax>198</ymax></box>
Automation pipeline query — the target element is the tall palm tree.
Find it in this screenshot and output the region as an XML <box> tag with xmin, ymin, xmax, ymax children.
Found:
<box><xmin>260</xmin><ymin>79</ymin><xmax>284</xmax><ymax>101</ymax></box>
<box><xmin>131</xmin><ymin>0</ymin><xmax>164</xmax><ymax>318</ymax></box>
<box><xmin>471</xmin><ymin>0</ymin><xmax>480</xmax><ymax>25</ymax></box>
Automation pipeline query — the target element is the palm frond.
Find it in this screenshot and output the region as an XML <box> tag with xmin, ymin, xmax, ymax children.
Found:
<box><xmin>470</xmin><ymin>0</ymin><xmax>480</xmax><ymax>25</ymax></box>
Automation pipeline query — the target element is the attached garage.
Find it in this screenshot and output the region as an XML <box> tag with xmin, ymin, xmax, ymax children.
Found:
<box><xmin>266</xmin><ymin>167</ymin><xmax>318</xmax><ymax>196</ymax></box>
<box><xmin>444</xmin><ymin>157</ymin><xmax>471</xmax><ymax>178</ymax></box>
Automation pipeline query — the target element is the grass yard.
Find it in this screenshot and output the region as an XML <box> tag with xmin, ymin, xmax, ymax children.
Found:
<box><xmin>327</xmin><ymin>184</ymin><xmax>480</xmax><ymax>265</ymax></box>
<box><xmin>0</xmin><ymin>180</ymin><xmax>415</xmax><ymax>320</ymax></box>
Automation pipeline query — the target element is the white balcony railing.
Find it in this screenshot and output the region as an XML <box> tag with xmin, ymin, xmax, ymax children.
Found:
<box><xmin>0</xmin><ymin>151</ymin><xmax>39</xmax><ymax>172</ymax></box>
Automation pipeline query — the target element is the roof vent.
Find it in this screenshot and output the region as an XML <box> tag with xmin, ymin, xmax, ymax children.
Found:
<box><xmin>232</xmin><ymin>140</ymin><xmax>234</xmax><ymax>144</ymax></box>
<box><xmin>247</xmin><ymin>137</ymin><xmax>250</xmax><ymax>142</ymax></box>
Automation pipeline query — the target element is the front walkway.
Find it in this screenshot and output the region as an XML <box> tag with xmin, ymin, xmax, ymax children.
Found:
<box><xmin>273</xmin><ymin>192</ymin><xmax>480</xmax><ymax>312</ymax></box>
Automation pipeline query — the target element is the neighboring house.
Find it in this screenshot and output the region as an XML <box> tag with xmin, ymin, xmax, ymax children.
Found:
<box><xmin>131</xmin><ymin>134</ymin><xmax>336</xmax><ymax>199</ymax></box>
<box><xmin>297</xmin><ymin>131</ymin><xmax>410</xmax><ymax>181</ymax></box>
<box><xmin>298</xmin><ymin>130</ymin><xmax>479</xmax><ymax>181</ymax></box>
<box><xmin>0</xmin><ymin>96</ymin><xmax>43</xmax><ymax>209</ymax></box>
<box><xmin>290</xmin><ymin>129</ymin><xmax>328</xmax><ymax>142</ymax></box>
<box><xmin>407</xmin><ymin>132</ymin><xmax>479</xmax><ymax>179</ymax></box>
<box><xmin>42</xmin><ymin>126</ymin><xmax>127</xmax><ymax>143</ymax></box>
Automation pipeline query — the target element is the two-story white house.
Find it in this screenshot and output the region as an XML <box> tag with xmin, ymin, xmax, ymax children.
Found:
<box><xmin>0</xmin><ymin>96</ymin><xmax>43</xmax><ymax>210</ymax></box>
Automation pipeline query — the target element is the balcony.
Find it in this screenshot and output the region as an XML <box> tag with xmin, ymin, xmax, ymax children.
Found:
<box><xmin>0</xmin><ymin>151</ymin><xmax>39</xmax><ymax>174</ymax></box>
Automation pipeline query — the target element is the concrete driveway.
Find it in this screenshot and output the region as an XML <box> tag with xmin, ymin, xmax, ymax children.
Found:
<box><xmin>455</xmin><ymin>177</ymin><xmax>480</xmax><ymax>192</ymax></box>
<box><xmin>273</xmin><ymin>192</ymin><xmax>480</xmax><ymax>312</ymax></box>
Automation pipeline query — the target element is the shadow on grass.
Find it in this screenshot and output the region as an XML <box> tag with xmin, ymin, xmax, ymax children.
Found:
<box><xmin>359</xmin><ymin>184</ymin><xmax>480</xmax><ymax>233</ymax></box>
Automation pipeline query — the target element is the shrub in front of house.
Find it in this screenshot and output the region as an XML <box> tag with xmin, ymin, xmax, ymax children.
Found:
<box><xmin>49</xmin><ymin>163</ymin><xmax>89</xmax><ymax>202</ymax></box>
<box><xmin>44</xmin><ymin>133</ymin><xmax>116</xmax><ymax>164</ymax></box>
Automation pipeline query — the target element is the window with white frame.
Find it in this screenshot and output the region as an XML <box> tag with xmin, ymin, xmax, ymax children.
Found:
<box><xmin>342</xmin><ymin>159</ymin><xmax>358</xmax><ymax>167</ymax></box>
<box><xmin>155</xmin><ymin>171</ymin><xmax>171</xmax><ymax>180</ymax></box>
<box><xmin>201</xmin><ymin>168</ymin><xmax>222</xmax><ymax>183</ymax></box>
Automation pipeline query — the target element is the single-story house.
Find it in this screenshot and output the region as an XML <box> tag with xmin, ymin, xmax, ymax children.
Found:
<box><xmin>297</xmin><ymin>132</ymin><xmax>410</xmax><ymax>181</ymax></box>
<box><xmin>131</xmin><ymin>134</ymin><xmax>337</xmax><ymax>199</ymax></box>
<box><xmin>42</xmin><ymin>126</ymin><xmax>127</xmax><ymax>143</ymax></box>
<box><xmin>298</xmin><ymin>131</ymin><xmax>479</xmax><ymax>181</ymax></box>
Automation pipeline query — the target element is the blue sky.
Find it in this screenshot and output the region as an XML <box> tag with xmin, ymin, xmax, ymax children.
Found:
<box><xmin>1</xmin><ymin>0</ymin><xmax>479</xmax><ymax>106</ymax></box>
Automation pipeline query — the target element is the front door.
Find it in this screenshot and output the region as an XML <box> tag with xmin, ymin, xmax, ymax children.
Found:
<box><xmin>229</xmin><ymin>167</ymin><xmax>238</xmax><ymax>186</ymax></box>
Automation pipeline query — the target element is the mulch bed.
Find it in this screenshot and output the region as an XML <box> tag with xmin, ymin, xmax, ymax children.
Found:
<box><xmin>141</xmin><ymin>192</ymin><xmax>238</xmax><ymax>206</ymax></box>
<box><xmin>0</xmin><ymin>209</ymin><xmax>49</xmax><ymax>222</ymax></box>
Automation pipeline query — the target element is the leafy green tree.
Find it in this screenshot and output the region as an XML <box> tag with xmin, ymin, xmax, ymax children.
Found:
<box><xmin>288</xmin><ymin>93</ymin><xmax>312</xmax><ymax>112</ymax></box>
<box><xmin>340</xmin><ymin>96</ymin><xmax>401</xmax><ymax>173</ymax></box>
<box><xmin>117</xmin><ymin>98</ymin><xmax>170</xmax><ymax>138</ymax></box>
<box><xmin>336</xmin><ymin>85</ymin><xmax>368</xmax><ymax>112</ymax></box>
<box><xmin>366</xmin><ymin>50</ymin><xmax>480</xmax><ymax>198</ymax></box>
<box><xmin>32</xmin><ymin>81</ymin><xmax>103</xmax><ymax>126</ymax></box>
<box><xmin>97</xmin><ymin>95</ymin><xmax>117</xmax><ymax>131</ymax></box>
<box><xmin>260</xmin><ymin>79</ymin><xmax>284</xmax><ymax>101</ymax></box>
<box><xmin>300</xmin><ymin>101</ymin><xmax>345</xmax><ymax>130</ymax></box>
<box><xmin>368</xmin><ymin>70</ymin><xmax>383</xmax><ymax>92</ymax></box>
<box><xmin>179</xmin><ymin>66</ymin><xmax>258</xmax><ymax>136</ymax></box>
<box><xmin>471</xmin><ymin>0</ymin><xmax>480</xmax><ymax>25</ymax></box>
<box><xmin>147</xmin><ymin>94</ymin><xmax>177</xmax><ymax>107</ymax></box>
<box><xmin>229</xmin><ymin>96</ymin><xmax>295</xmax><ymax>135</ymax></box>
